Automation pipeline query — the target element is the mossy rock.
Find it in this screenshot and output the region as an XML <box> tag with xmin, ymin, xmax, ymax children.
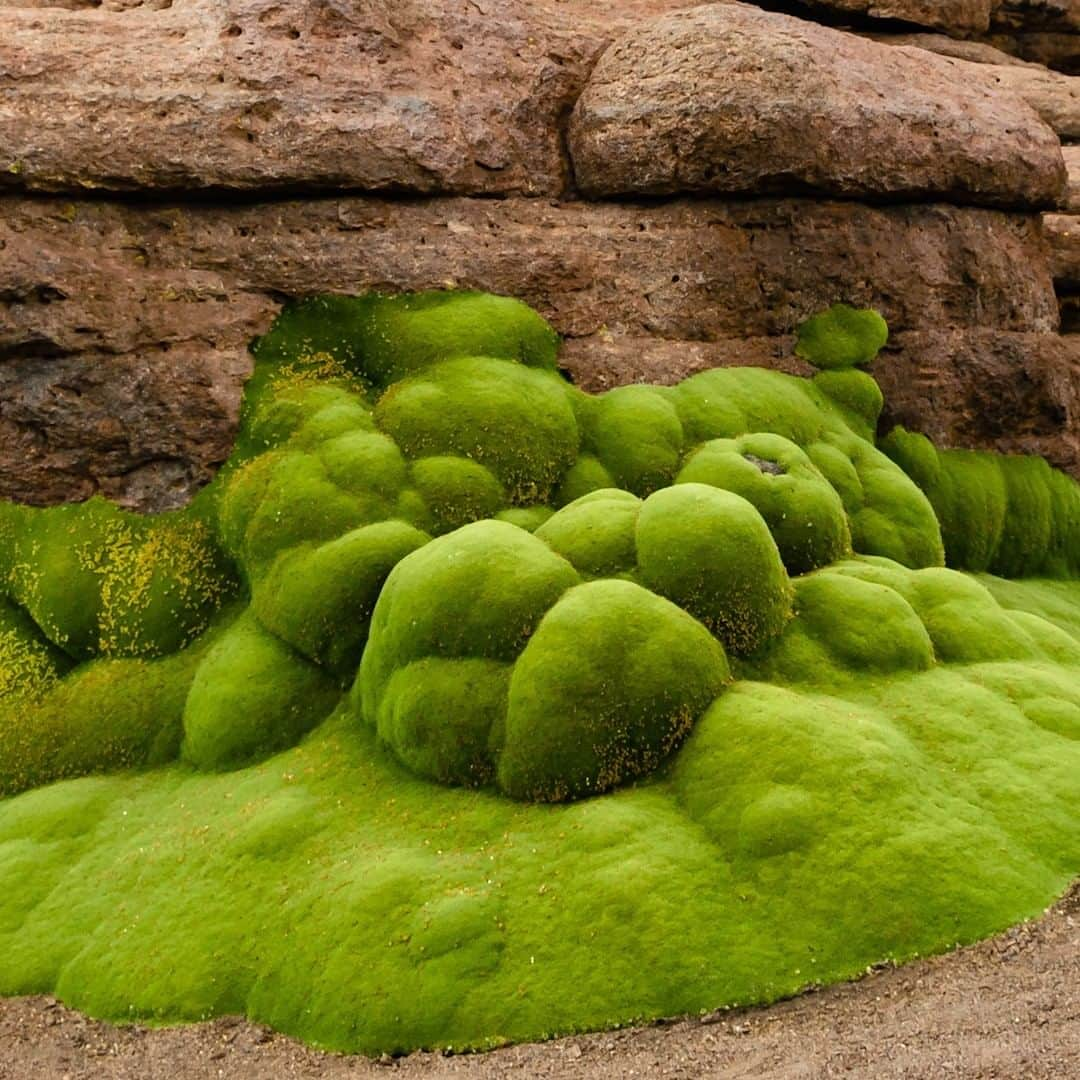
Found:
<box><xmin>351</xmin><ymin>290</ymin><xmax>561</xmax><ymax>387</ymax></box>
<box><xmin>0</xmin><ymin>598</ymin><xmax>72</xmax><ymax>706</ymax></box>
<box><xmin>551</xmin><ymin>454</ymin><xmax>617</xmax><ymax>506</ymax></box>
<box><xmin>580</xmin><ymin>386</ymin><xmax>684</xmax><ymax>495</ymax></box>
<box><xmin>355</xmin><ymin>520</ymin><xmax>581</xmax><ymax>738</ymax></box>
<box><xmin>408</xmin><ymin>456</ymin><xmax>506</xmax><ymax>535</ymax></box>
<box><xmin>252</xmin><ymin>521</ymin><xmax>429</xmax><ymax>677</ymax></box>
<box><xmin>8</xmin><ymin>500</ymin><xmax>229</xmax><ymax>662</ymax></box>
<box><xmin>375</xmin><ymin>657</ymin><xmax>511</xmax><ymax>788</ymax></box>
<box><xmin>812</xmin><ymin>368</ymin><xmax>884</xmax><ymax>442</ymax></box>
<box><xmin>2</xmin><ymin>289</ymin><xmax>1080</xmax><ymax>1057</ymax></box>
<box><xmin>534</xmin><ymin>490</ymin><xmax>642</xmax><ymax>578</ymax></box>
<box><xmin>882</xmin><ymin>427</ymin><xmax>1080</xmax><ymax>577</ymax></box>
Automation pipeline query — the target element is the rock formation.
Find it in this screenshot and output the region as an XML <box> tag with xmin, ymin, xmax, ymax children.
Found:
<box><xmin>1</xmin><ymin>0</ymin><xmax>1078</xmax><ymax>509</ymax></box>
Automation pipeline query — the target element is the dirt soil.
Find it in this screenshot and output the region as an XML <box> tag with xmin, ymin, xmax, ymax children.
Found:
<box><xmin>0</xmin><ymin>884</ymin><xmax>1075</xmax><ymax>1080</ymax></box>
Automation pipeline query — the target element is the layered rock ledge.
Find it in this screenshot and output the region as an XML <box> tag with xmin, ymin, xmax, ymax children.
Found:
<box><xmin>1</xmin><ymin>0</ymin><xmax>1077</xmax><ymax>509</ymax></box>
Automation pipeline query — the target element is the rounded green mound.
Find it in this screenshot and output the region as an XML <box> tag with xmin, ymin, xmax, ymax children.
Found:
<box><xmin>374</xmin><ymin>356</ymin><xmax>580</xmax><ymax>504</ymax></box>
<box><xmin>182</xmin><ymin>612</ymin><xmax>340</xmax><ymax>771</ymax></box>
<box><xmin>676</xmin><ymin>433</ymin><xmax>851</xmax><ymax>574</ymax></box>
<box><xmin>882</xmin><ymin>427</ymin><xmax>1080</xmax><ymax>578</ymax></box>
<box><xmin>533</xmin><ymin>489</ymin><xmax>642</xmax><ymax>578</ymax></box>
<box><xmin>0</xmin><ymin>290</ymin><xmax>1079</xmax><ymax>1057</ymax></box>
<box><xmin>636</xmin><ymin>484</ymin><xmax>793</xmax><ymax>655</ymax></box>
<box><xmin>795</xmin><ymin>303</ymin><xmax>889</xmax><ymax>370</ymax></box>
<box><xmin>251</xmin><ymin>521</ymin><xmax>429</xmax><ymax>678</ymax></box>
<box><xmin>355</xmin><ymin>521</ymin><xmax>581</xmax><ymax>788</ymax></box>
<box><xmin>498</xmin><ymin>579</ymin><xmax>730</xmax><ymax>801</ymax></box>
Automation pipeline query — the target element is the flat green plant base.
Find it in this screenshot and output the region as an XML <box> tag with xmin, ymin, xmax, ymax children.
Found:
<box><xmin>0</xmin><ymin>293</ymin><xmax>1077</xmax><ymax>1054</ymax></box>
<box><xmin>0</xmin><ymin>595</ymin><xmax>1076</xmax><ymax>1052</ymax></box>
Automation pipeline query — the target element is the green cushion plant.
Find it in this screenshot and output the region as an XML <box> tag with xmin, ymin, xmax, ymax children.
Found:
<box><xmin>0</xmin><ymin>291</ymin><xmax>1076</xmax><ymax>1055</ymax></box>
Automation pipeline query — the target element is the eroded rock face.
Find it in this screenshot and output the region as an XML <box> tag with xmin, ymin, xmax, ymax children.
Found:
<box><xmin>0</xmin><ymin>0</ymin><xmax>610</xmax><ymax>197</ymax></box>
<box><xmin>867</xmin><ymin>33</ymin><xmax>1080</xmax><ymax>137</ymax></box>
<box><xmin>0</xmin><ymin>194</ymin><xmax>1069</xmax><ymax>507</ymax></box>
<box><xmin>876</xmin><ymin>329</ymin><xmax>1080</xmax><ymax>477</ymax></box>
<box><xmin>1045</xmin><ymin>213</ymin><xmax>1080</xmax><ymax>288</ymax></box>
<box><xmin>1063</xmin><ymin>147</ymin><xmax>1080</xmax><ymax>210</ymax></box>
<box><xmin>0</xmin><ymin>0</ymin><xmax>1076</xmax><ymax>510</ymax></box>
<box><xmin>777</xmin><ymin>0</ymin><xmax>994</xmax><ymax>34</ymax></box>
<box><xmin>569</xmin><ymin>3</ymin><xmax>1065</xmax><ymax>206</ymax></box>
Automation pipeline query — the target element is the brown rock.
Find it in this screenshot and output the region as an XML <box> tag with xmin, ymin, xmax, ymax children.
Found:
<box><xmin>0</xmin><ymin>345</ymin><xmax>258</xmax><ymax>509</ymax></box>
<box><xmin>865</xmin><ymin>30</ymin><xmax>1037</xmax><ymax>63</ymax></box>
<box><xmin>874</xmin><ymin>329</ymin><xmax>1080</xmax><ymax>476</ymax></box>
<box><xmin>780</xmin><ymin>0</ymin><xmax>994</xmax><ymax>34</ymax></box>
<box><xmin>0</xmin><ymin>0</ymin><xmax>630</xmax><ymax>197</ymax></box>
<box><xmin>559</xmin><ymin>335</ymin><xmax>811</xmax><ymax>392</ymax></box>
<box><xmin>569</xmin><ymin>4</ymin><xmax>1065</xmax><ymax>207</ymax></box>
<box><xmin>869</xmin><ymin>33</ymin><xmax>1080</xmax><ymax>139</ymax></box>
<box><xmin>977</xmin><ymin>62</ymin><xmax>1080</xmax><ymax>139</ymax></box>
<box><xmin>1044</xmin><ymin>212</ymin><xmax>1080</xmax><ymax>288</ymax></box>
<box><xmin>1060</xmin><ymin>293</ymin><xmax>1080</xmax><ymax>332</ymax></box>
<box><xmin>991</xmin><ymin>0</ymin><xmax>1080</xmax><ymax>34</ymax></box>
<box><xmin>1064</xmin><ymin>146</ymin><xmax>1080</xmax><ymax>210</ymax></box>
<box><xmin>1004</xmin><ymin>31</ymin><xmax>1080</xmax><ymax>74</ymax></box>
<box><xmin>0</xmin><ymin>193</ymin><xmax>1064</xmax><ymax>507</ymax></box>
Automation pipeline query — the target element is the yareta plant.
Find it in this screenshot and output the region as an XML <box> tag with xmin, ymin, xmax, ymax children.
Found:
<box><xmin>0</xmin><ymin>292</ymin><xmax>1077</xmax><ymax>1054</ymax></box>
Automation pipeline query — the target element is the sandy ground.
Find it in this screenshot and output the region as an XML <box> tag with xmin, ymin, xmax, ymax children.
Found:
<box><xmin>1</xmin><ymin>884</ymin><xmax>1076</xmax><ymax>1080</ymax></box>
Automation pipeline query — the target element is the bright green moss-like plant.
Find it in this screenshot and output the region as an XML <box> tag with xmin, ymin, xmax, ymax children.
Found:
<box><xmin>0</xmin><ymin>291</ymin><xmax>1077</xmax><ymax>1056</ymax></box>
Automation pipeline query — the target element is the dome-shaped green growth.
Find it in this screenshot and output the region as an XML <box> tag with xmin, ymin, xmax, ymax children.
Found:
<box><xmin>221</xmin><ymin>450</ymin><xmax>389</xmax><ymax>575</ymax></box>
<box><xmin>374</xmin><ymin>357</ymin><xmax>579</xmax><ymax>503</ymax></box>
<box><xmin>534</xmin><ymin>490</ymin><xmax>642</xmax><ymax>578</ymax></box>
<box><xmin>497</xmin><ymin>579</ymin><xmax>729</xmax><ymax>802</ymax></box>
<box><xmin>805</xmin><ymin>434</ymin><xmax>945</xmax><ymax>570</ymax></box>
<box><xmin>5</xmin><ymin>290</ymin><xmax>1080</xmax><ymax>1058</ymax></box>
<box><xmin>408</xmin><ymin>456</ymin><xmax>506</xmax><ymax>535</ymax></box>
<box><xmin>248</xmin><ymin>295</ymin><xmax>374</xmax><ymax>377</ymax></box>
<box><xmin>825</xmin><ymin>559</ymin><xmax>1079</xmax><ymax>666</ymax></box>
<box><xmin>252</xmin><ymin>521</ymin><xmax>429</xmax><ymax>678</ymax></box>
<box><xmin>355</xmin><ymin>520</ymin><xmax>580</xmax><ymax>736</ymax></box>
<box><xmin>581</xmin><ymin>386</ymin><xmax>684</xmax><ymax>495</ymax></box>
<box><xmin>8</xmin><ymin>500</ymin><xmax>229</xmax><ymax>661</ymax></box>
<box><xmin>636</xmin><ymin>484</ymin><xmax>793</xmax><ymax>654</ymax></box>
<box><xmin>352</xmin><ymin>290</ymin><xmax>561</xmax><ymax>387</ymax></box>
<box><xmin>789</xmin><ymin>571</ymin><xmax>935</xmax><ymax>674</ymax></box>
<box><xmin>495</xmin><ymin>506</ymin><xmax>554</xmax><ymax>532</ymax></box>
<box><xmin>182</xmin><ymin>613</ymin><xmax>340</xmax><ymax>771</ymax></box>
<box><xmin>795</xmin><ymin>304</ymin><xmax>889</xmax><ymax>370</ymax></box>
<box><xmin>0</xmin><ymin>642</ymin><xmax>209</xmax><ymax>798</ymax></box>
<box><xmin>882</xmin><ymin>427</ymin><xmax>1080</xmax><ymax>578</ymax></box>
<box><xmin>676</xmin><ymin>433</ymin><xmax>851</xmax><ymax>575</ymax></box>
<box><xmin>376</xmin><ymin>657</ymin><xmax>511</xmax><ymax>788</ymax></box>
<box><xmin>812</xmin><ymin>368</ymin><xmax>884</xmax><ymax>442</ymax></box>
<box><xmin>0</xmin><ymin>598</ymin><xmax>72</xmax><ymax>705</ymax></box>
<box><xmin>551</xmin><ymin>454</ymin><xmax>617</xmax><ymax>506</ymax></box>
<box><xmin>8</xmin><ymin>499</ymin><xmax>121</xmax><ymax>659</ymax></box>
<box><xmin>316</xmin><ymin>430</ymin><xmax>410</xmax><ymax>501</ymax></box>
<box><xmin>290</xmin><ymin>397</ymin><xmax>377</xmax><ymax>452</ymax></box>
<box><xmin>246</xmin><ymin>384</ymin><xmax>369</xmax><ymax>456</ymax></box>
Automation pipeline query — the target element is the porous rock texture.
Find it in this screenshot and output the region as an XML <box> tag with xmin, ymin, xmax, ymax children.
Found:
<box><xmin>1</xmin><ymin>0</ymin><xmax>1079</xmax><ymax>509</ymax></box>
<box><xmin>0</xmin><ymin>0</ymin><xmax>593</xmax><ymax>197</ymax></box>
<box><xmin>783</xmin><ymin>1</ymin><xmax>995</xmax><ymax>35</ymax></box>
<box><xmin>568</xmin><ymin>4</ymin><xmax>1065</xmax><ymax>205</ymax></box>
<box><xmin>869</xmin><ymin>32</ymin><xmax>1080</xmax><ymax>138</ymax></box>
